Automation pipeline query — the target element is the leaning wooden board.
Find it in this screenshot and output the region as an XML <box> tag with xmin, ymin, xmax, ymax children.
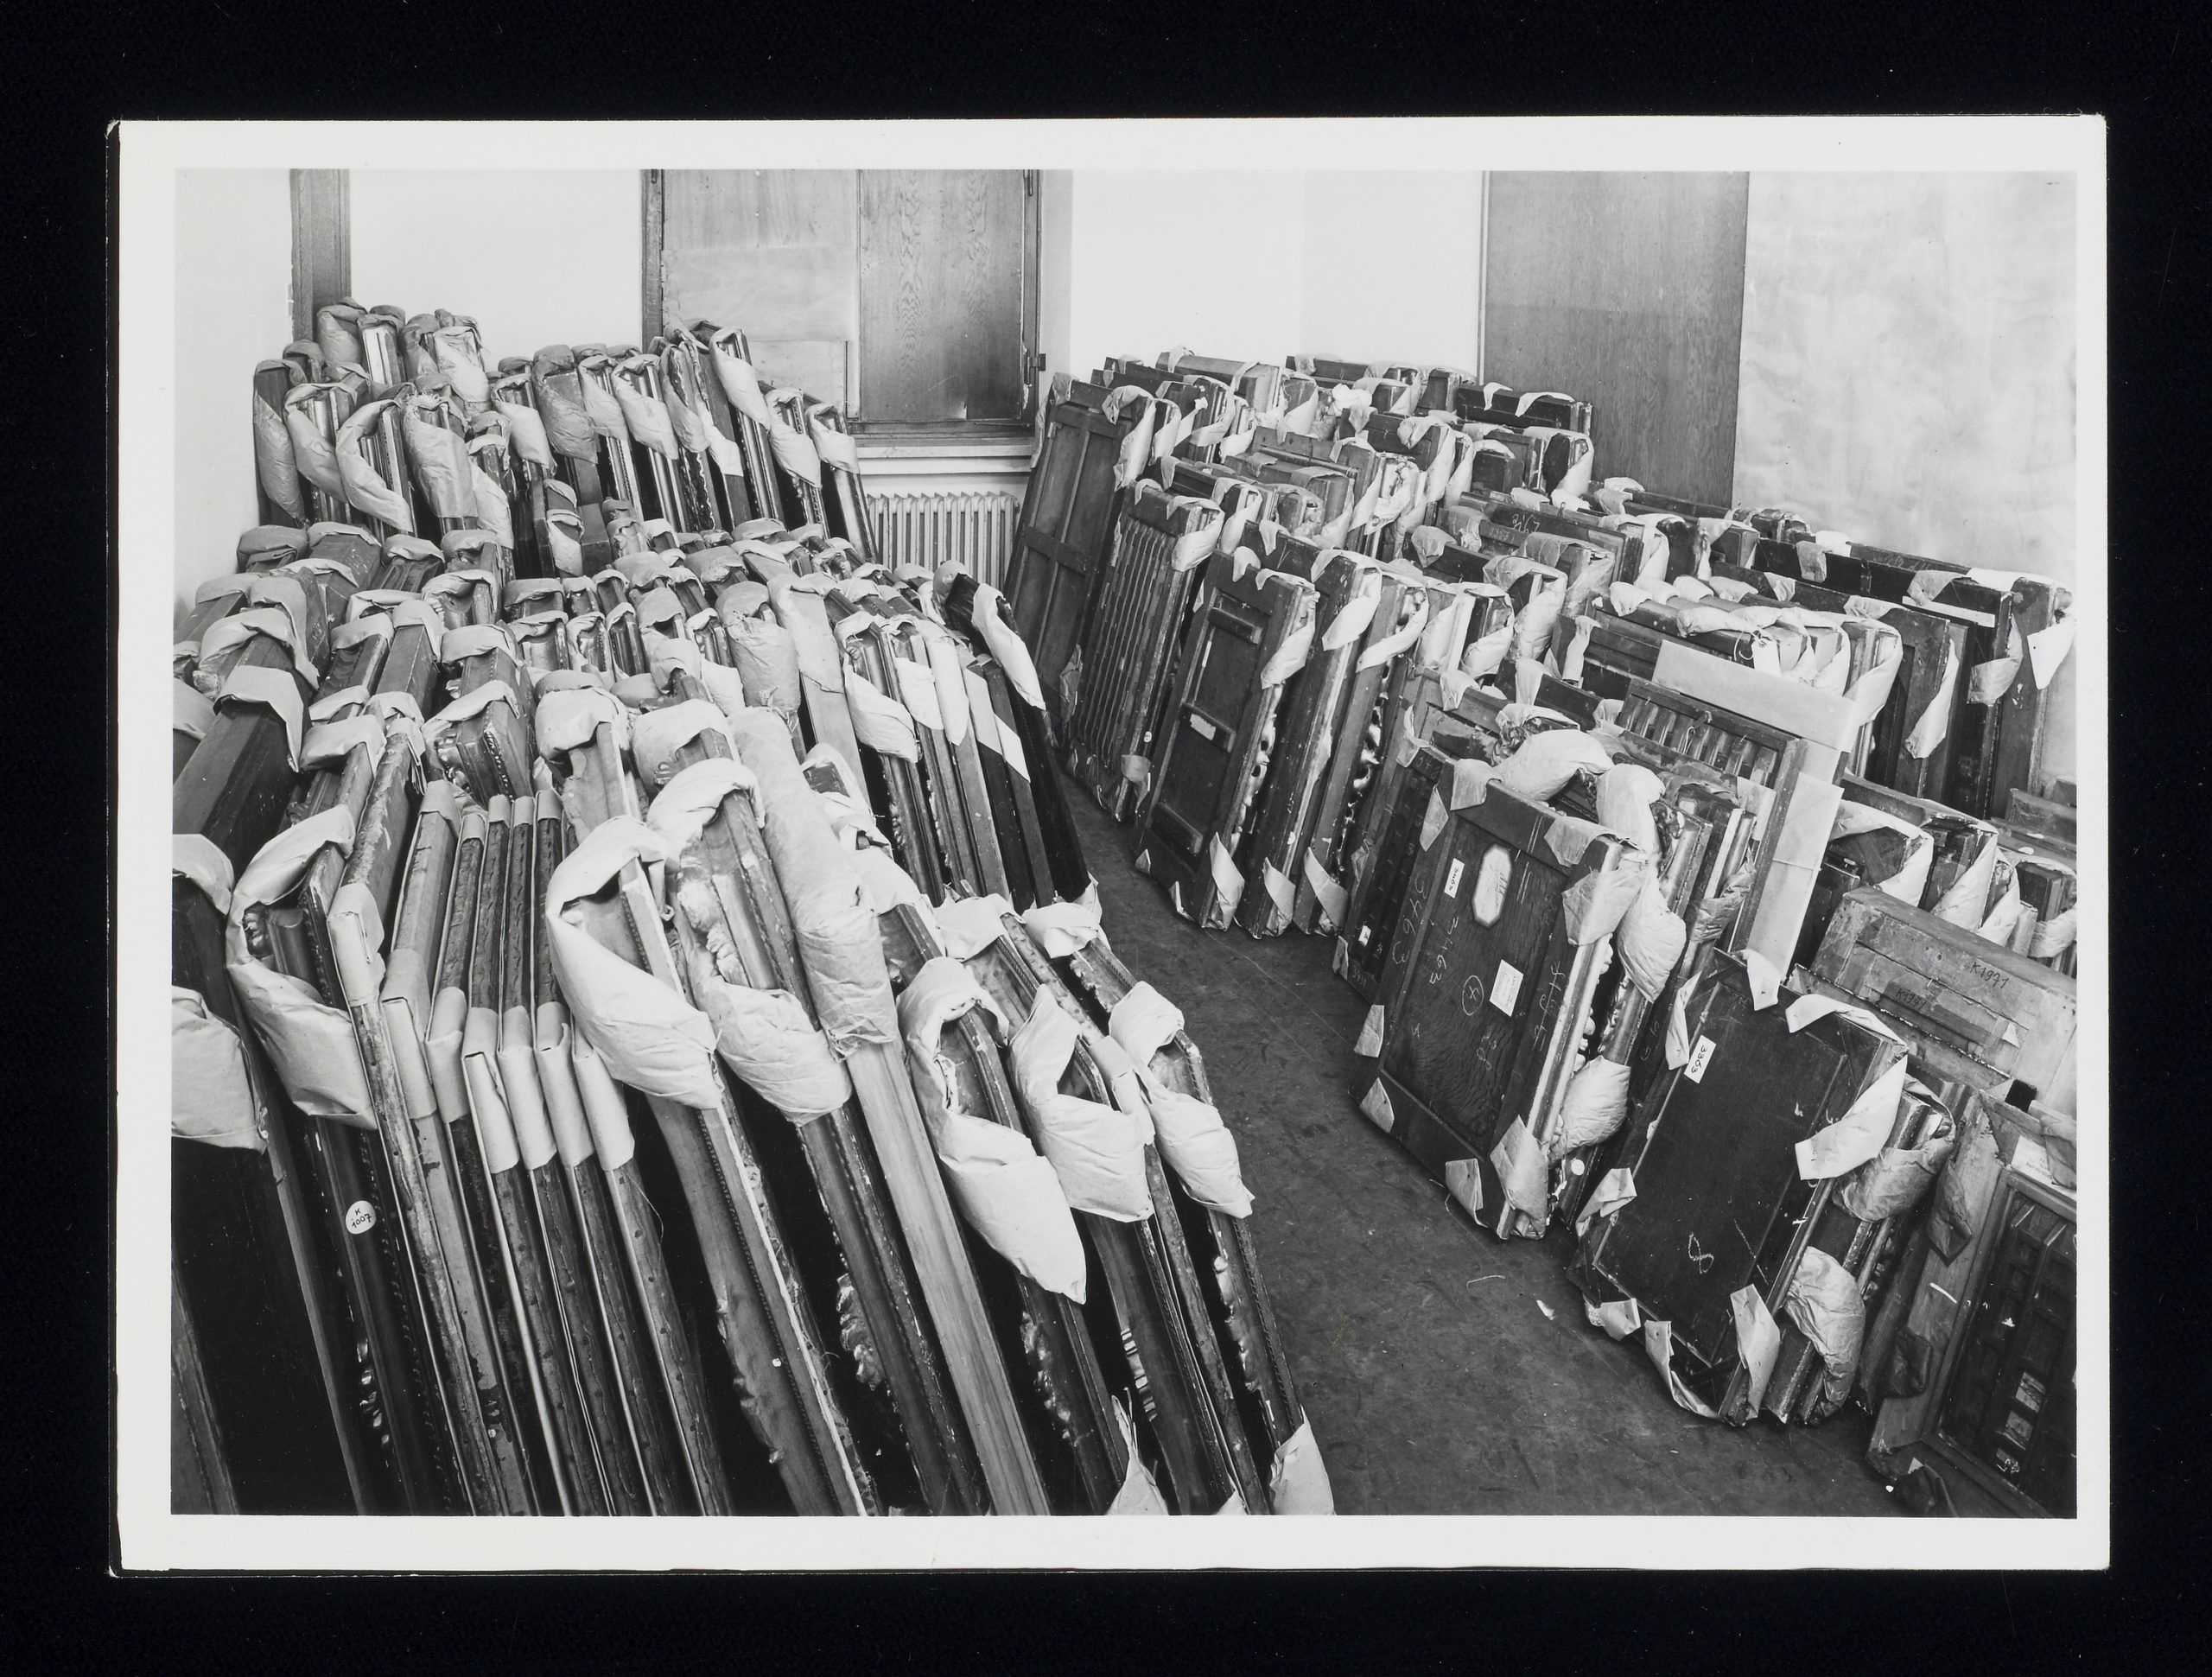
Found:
<box><xmin>1357</xmin><ymin>778</ymin><xmax>1632</xmax><ymax>1240</ymax></box>
<box><xmin>1132</xmin><ymin>547</ymin><xmax>1317</xmax><ymax>930</ymax></box>
<box><xmin>1567</xmin><ymin>951</ymin><xmax>1908</xmax><ymax>1422</ymax></box>
<box><xmin>1004</xmin><ymin>397</ymin><xmax>1141</xmax><ymax>727</ymax></box>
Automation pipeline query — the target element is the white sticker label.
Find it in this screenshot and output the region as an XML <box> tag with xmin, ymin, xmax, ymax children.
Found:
<box><xmin>344</xmin><ymin>1200</ymin><xmax>378</xmax><ymax>1236</ymax></box>
<box><xmin>1684</xmin><ymin>1036</ymin><xmax>1716</xmax><ymax>1083</ymax></box>
<box><xmin>1491</xmin><ymin>961</ymin><xmax>1523</xmax><ymax>1016</ymax></box>
<box><xmin>1443</xmin><ymin>858</ymin><xmax>1465</xmax><ymax>899</ymax></box>
<box><xmin>1188</xmin><ymin>713</ymin><xmax>1217</xmax><ymax>742</ymax></box>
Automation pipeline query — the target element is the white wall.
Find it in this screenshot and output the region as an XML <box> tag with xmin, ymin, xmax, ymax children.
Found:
<box><xmin>1061</xmin><ymin>173</ymin><xmax>1307</xmax><ymax>380</ymax></box>
<box><xmin>174</xmin><ymin>169</ymin><xmax>294</xmax><ymax>615</ymax></box>
<box><xmin>1732</xmin><ymin>173</ymin><xmax>2079</xmax><ymax>778</ymax></box>
<box><xmin>1300</xmin><ymin>173</ymin><xmax>1483</xmax><ymax>373</ymax></box>
<box><xmin>349</xmin><ymin>170</ymin><xmax>642</xmax><ymax>365</ymax></box>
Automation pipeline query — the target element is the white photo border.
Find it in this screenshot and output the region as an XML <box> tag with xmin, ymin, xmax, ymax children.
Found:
<box><xmin>118</xmin><ymin>114</ymin><xmax>2107</xmax><ymax>1572</ymax></box>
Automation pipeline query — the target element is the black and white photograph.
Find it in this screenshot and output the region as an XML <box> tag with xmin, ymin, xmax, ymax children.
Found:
<box><xmin>117</xmin><ymin>116</ymin><xmax>2106</xmax><ymax>1572</ymax></box>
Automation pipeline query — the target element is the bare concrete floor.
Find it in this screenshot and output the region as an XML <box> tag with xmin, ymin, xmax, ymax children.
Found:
<box><xmin>1065</xmin><ymin>779</ymin><xmax>1904</xmax><ymax>1518</ymax></box>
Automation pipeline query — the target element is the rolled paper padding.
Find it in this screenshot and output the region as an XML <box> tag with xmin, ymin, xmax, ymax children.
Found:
<box><xmin>1553</xmin><ymin>1058</ymin><xmax>1633</xmax><ymax>1158</ymax></box>
<box><xmin>1007</xmin><ymin>994</ymin><xmax>1151</xmax><ymax>1223</ymax></box>
<box><xmin>1617</xmin><ymin>879</ymin><xmax>1688</xmax><ymax>1000</ymax></box>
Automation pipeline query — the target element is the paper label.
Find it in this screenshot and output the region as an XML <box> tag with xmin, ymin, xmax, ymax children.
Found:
<box><xmin>1187</xmin><ymin>713</ymin><xmax>1217</xmax><ymax>742</ymax></box>
<box><xmin>1442</xmin><ymin>857</ymin><xmax>1465</xmax><ymax>899</ymax></box>
<box><xmin>343</xmin><ymin>1200</ymin><xmax>378</xmax><ymax>1236</ymax></box>
<box><xmin>1684</xmin><ymin>1036</ymin><xmax>1716</xmax><ymax>1083</ymax></box>
<box><xmin>1491</xmin><ymin>961</ymin><xmax>1523</xmax><ymax>1016</ymax></box>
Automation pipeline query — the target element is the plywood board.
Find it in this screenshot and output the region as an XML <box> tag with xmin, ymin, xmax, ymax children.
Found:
<box><xmin>857</xmin><ymin>170</ymin><xmax>1027</xmax><ymax>422</ymax></box>
<box><xmin>1481</xmin><ymin>173</ymin><xmax>1751</xmax><ymax>505</ymax></box>
<box><xmin>659</xmin><ymin>169</ymin><xmax>858</xmax><ymax>341</ymax></box>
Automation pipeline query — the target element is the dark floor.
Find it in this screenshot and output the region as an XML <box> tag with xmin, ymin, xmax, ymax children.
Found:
<box><xmin>1064</xmin><ymin>778</ymin><xmax>1904</xmax><ymax>1518</ymax></box>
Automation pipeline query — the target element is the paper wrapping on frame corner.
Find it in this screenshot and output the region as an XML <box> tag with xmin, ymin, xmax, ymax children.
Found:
<box><xmin>1730</xmin><ymin>1286</ymin><xmax>1784</xmax><ymax>1414</ymax></box>
<box><xmin>223</xmin><ymin>806</ymin><xmax>374</xmax><ymax>1128</ymax></box>
<box><xmin>172</xmin><ymin>987</ymin><xmax>266</xmax><ymax>1152</ymax></box>
<box><xmin>1641</xmin><ymin>1316</ymin><xmax>1722</xmax><ymax>1420</ymax></box>
<box><xmin>898</xmin><ymin>956</ymin><xmax>1086</xmax><ymax>1301</ymax></box>
<box><xmin>934</xmin><ymin>893</ymin><xmax>1018</xmax><ymax>961</ymax></box>
<box><xmin>1794</xmin><ymin>1057</ymin><xmax>1909</xmax><ymax>1182</ymax></box>
<box><xmin>1106</xmin><ymin>1400</ymin><xmax>1171</xmax><ymax>1516</ymax></box>
<box><xmin>1008</xmin><ymin>993</ymin><xmax>1151</xmax><ymax>1223</ymax></box>
<box><xmin>1268</xmin><ymin>1414</ymin><xmax>1336</xmax><ymax>1515</ymax></box>
<box><xmin>724</xmin><ymin>709</ymin><xmax>900</xmax><ymax>1051</ymax></box>
<box><xmin>1106</xmin><ymin>982</ymin><xmax>1252</xmax><ymax>1218</ymax></box>
<box><xmin>1488</xmin><ymin>1117</ymin><xmax>1548</xmax><ymax>1218</ymax></box>
<box><xmin>542</xmin><ymin>816</ymin><xmax>724</xmax><ymax>1108</ymax></box>
<box><xmin>1020</xmin><ymin>891</ymin><xmax>1104</xmax><ymax>959</ymax></box>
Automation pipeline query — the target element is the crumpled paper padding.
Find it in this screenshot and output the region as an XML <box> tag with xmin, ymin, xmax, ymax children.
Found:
<box><xmin>1831</xmin><ymin>800</ymin><xmax>1938</xmax><ymax>905</ymax></box>
<box><xmin>1269</xmin><ymin>1415</ymin><xmax>1336</xmax><ymax>1515</ymax></box>
<box><xmin>2029</xmin><ymin>908</ymin><xmax>2077</xmax><ymax>960</ymax></box>
<box><xmin>543</xmin><ymin>816</ymin><xmax>725</xmax><ymax>1108</ymax></box>
<box><xmin>1583</xmin><ymin>1293</ymin><xmax>1643</xmax><ymax>1341</ymax></box>
<box><xmin>1618</xmin><ymin>878</ymin><xmax>1688</xmax><ymax>999</ymax></box>
<box><xmin>1560</xmin><ymin>856</ymin><xmax>1645</xmax><ymax>947</ymax></box>
<box><xmin>1497</xmin><ymin>727</ymin><xmax>1611</xmax><ymax>803</ymax></box>
<box><xmin>645</xmin><ymin>627</ymin><xmax>707</xmax><ymax>690</ymax></box>
<box><xmin>535</xmin><ymin>684</ymin><xmax>630</xmax><ymax>758</ymax></box>
<box><xmin>728</xmin><ymin>613</ymin><xmax>804</xmax><ymax>721</ymax></box>
<box><xmin>282</xmin><ymin>387</ymin><xmax>346</xmax><ymax>502</ymax></box>
<box><xmin>1106</xmin><ymin>1399</ymin><xmax>1171</xmax><ymax>1515</ymax></box>
<box><xmin>1731</xmin><ymin>1286</ymin><xmax>1785</xmax><ymax>1414</ymax></box>
<box><xmin>1794</xmin><ymin>1058</ymin><xmax>1908</xmax><ymax>1182</ymax></box>
<box><xmin>1966</xmin><ymin>623</ymin><xmax>2025</xmax><ymax>708</ymax></box>
<box><xmin>1256</xmin><ymin>594</ymin><xmax>1318</xmax><ymax>690</ymax></box>
<box><xmin>645</xmin><ymin>756</ymin><xmax>757</xmax><ymax>853</ymax></box>
<box><xmin>1488</xmin><ymin>1116</ymin><xmax>1548</xmax><ymax>1218</ymax></box>
<box><xmin>680</xmin><ymin>911</ymin><xmax>852</xmax><ymax>1117</ymax></box>
<box><xmin>852</xmin><ymin>842</ymin><xmax>937</xmax><ymax>933</ymax></box>
<box><xmin>1780</xmin><ymin>1248</ymin><xmax>1866</xmax><ymax>1419</ymax></box>
<box><xmin>1020</xmin><ymin>887</ymin><xmax>1103</xmax><ymax>957</ymax></box>
<box><xmin>630</xmin><ymin>698</ymin><xmax>734</xmax><ymax>780</ymax></box>
<box><xmin>898</xmin><ymin>957</ymin><xmax>1087</xmax><ymax>1300</ymax></box>
<box><xmin>400</xmin><ymin>402</ymin><xmax>478</xmax><ymax>525</ymax></box>
<box><xmin>1929</xmin><ymin>819</ymin><xmax>2001</xmax><ymax>929</ymax></box>
<box><xmin>224</xmin><ymin>805</ymin><xmax>374</xmax><ymax>1126</ymax></box>
<box><xmin>703</xmin><ymin>329</ymin><xmax>778</xmax><ymax>427</ymax></box>
<box><xmin>1840</xmin><ymin>1119</ymin><xmax>1958</xmax><ymax>1222</ymax></box>
<box><xmin>1575</xmin><ymin>1165</ymin><xmax>1637</xmax><ymax>1240</ymax></box>
<box><xmin>1642</xmin><ymin>1316</ymin><xmax>1721</xmax><ymax>1419</ymax></box>
<box><xmin>1106</xmin><ymin>982</ymin><xmax>1252</xmax><ymax>1216</ymax></box>
<box><xmin>1009</xmin><ymin>993</ymin><xmax>1153</xmax><ymax>1222</ymax></box>
<box><xmin>1554</xmin><ymin>1058</ymin><xmax>1632</xmax><ymax>1158</ymax></box>
<box><xmin>173</xmin><ymin>832</ymin><xmax>236</xmax><ymax>916</ymax></box>
<box><xmin>173</xmin><ymin>987</ymin><xmax>265</xmax><ymax>1151</ymax></box>
<box><xmin>842</xmin><ymin>665</ymin><xmax>920</xmax><ymax>761</ymax></box>
<box><xmin>1594</xmin><ymin>763</ymin><xmax>1665</xmax><ymax>854</ymax></box>
<box><xmin>726</xmin><ymin>709</ymin><xmax>899</xmax><ymax>1051</ymax></box>
<box><xmin>934</xmin><ymin>893</ymin><xmax>1018</xmax><ymax>960</ymax></box>
<box><xmin>1459</xmin><ymin>619</ymin><xmax>1513</xmax><ymax>683</ymax></box>
<box><xmin>1783</xmin><ymin>990</ymin><xmax>1900</xmax><ymax>1041</ymax></box>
